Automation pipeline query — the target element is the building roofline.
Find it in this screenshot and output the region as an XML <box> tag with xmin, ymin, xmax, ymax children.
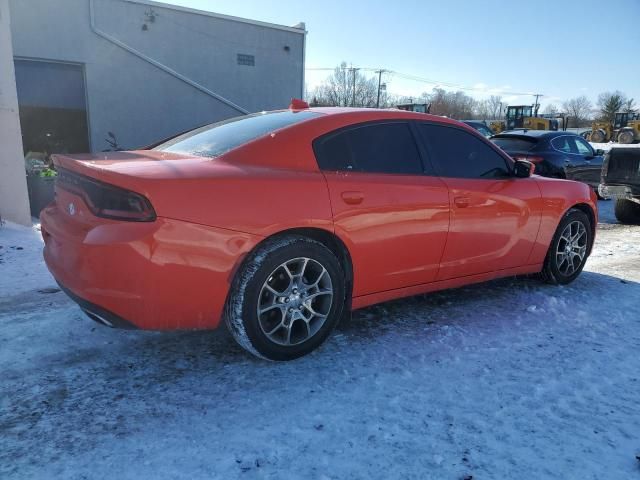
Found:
<box><xmin>122</xmin><ymin>0</ymin><xmax>306</xmax><ymax>34</ymax></box>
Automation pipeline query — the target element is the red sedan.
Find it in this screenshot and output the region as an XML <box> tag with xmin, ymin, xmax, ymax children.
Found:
<box><xmin>41</xmin><ymin>104</ymin><xmax>597</xmax><ymax>360</ymax></box>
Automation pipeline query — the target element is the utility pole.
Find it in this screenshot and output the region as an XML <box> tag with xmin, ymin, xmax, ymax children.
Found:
<box><xmin>376</xmin><ymin>69</ymin><xmax>385</xmax><ymax>108</ymax></box>
<box><xmin>533</xmin><ymin>94</ymin><xmax>542</xmax><ymax>116</ymax></box>
<box><xmin>351</xmin><ymin>66</ymin><xmax>359</xmax><ymax>107</ymax></box>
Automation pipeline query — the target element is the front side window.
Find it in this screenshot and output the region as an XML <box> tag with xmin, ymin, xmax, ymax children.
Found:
<box><xmin>314</xmin><ymin>122</ymin><xmax>423</xmax><ymax>175</ymax></box>
<box><xmin>417</xmin><ymin>123</ymin><xmax>511</xmax><ymax>179</ymax></box>
<box><xmin>572</xmin><ymin>137</ymin><xmax>594</xmax><ymax>156</ymax></box>
<box><xmin>154</xmin><ymin>110</ymin><xmax>320</xmax><ymax>158</ymax></box>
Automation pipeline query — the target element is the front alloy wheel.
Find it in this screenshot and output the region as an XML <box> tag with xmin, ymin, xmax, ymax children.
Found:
<box><xmin>541</xmin><ymin>208</ymin><xmax>592</xmax><ymax>285</ymax></box>
<box><xmin>554</xmin><ymin>220</ymin><xmax>588</xmax><ymax>277</ymax></box>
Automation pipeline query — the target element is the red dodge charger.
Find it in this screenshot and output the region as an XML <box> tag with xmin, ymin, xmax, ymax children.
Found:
<box><xmin>41</xmin><ymin>104</ymin><xmax>597</xmax><ymax>360</ymax></box>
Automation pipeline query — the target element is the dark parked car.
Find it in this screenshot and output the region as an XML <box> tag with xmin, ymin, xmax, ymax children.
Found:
<box><xmin>491</xmin><ymin>130</ymin><xmax>605</xmax><ymax>191</ymax></box>
<box><xmin>599</xmin><ymin>147</ymin><xmax>640</xmax><ymax>224</ymax></box>
<box><xmin>462</xmin><ymin>120</ymin><xmax>494</xmax><ymax>138</ymax></box>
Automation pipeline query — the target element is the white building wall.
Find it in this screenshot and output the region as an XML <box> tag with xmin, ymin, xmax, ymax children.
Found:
<box><xmin>0</xmin><ymin>0</ymin><xmax>30</xmax><ymax>225</ymax></box>
<box><xmin>9</xmin><ymin>0</ymin><xmax>306</xmax><ymax>151</ymax></box>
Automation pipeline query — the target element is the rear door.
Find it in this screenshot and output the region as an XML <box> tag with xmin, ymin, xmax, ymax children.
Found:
<box><xmin>415</xmin><ymin>122</ymin><xmax>542</xmax><ymax>280</ymax></box>
<box><xmin>314</xmin><ymin>121</ymin><xmax>450</xmax><ymax>297</ymax></box>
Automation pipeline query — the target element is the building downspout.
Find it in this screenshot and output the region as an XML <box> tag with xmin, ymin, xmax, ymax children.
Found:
<box><xmin>88</xmin><ymin>0</ymin><xmax>249</xmax><ymax>114</ymax></box>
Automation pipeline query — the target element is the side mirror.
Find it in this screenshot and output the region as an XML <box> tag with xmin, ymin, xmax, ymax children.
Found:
<box><xmin>513</xmin><ymin>159</ymin><xmax>534</xmax><ymax>178</ymax></box>
<box><xmin>595</xmin><ymin>149</ymin><xmax>605</xmax><ymax>156</ymax></box>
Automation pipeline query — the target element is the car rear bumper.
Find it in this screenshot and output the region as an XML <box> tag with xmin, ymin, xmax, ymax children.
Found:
<box><xmin>57</xmin><ymin>281</ymin><xmax>138</xmax><ymax>329</ymax></box>
<box><xmin>598</xmin><ymin>184</ymin><xmax>640</xmax><ymax>203</ymax></box>
<box><xmin>41</xmin><ymin>202</ymin><xmax>260</xmax><ymax>330</ymax></box>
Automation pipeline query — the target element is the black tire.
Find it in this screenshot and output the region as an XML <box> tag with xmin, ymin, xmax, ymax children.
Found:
<box><xmin>225</xmin><ymin>235</ymin><xmax>346</xmax><ymax>361</ymax></box>
<box><xmin>614</xmin><ymin>198</ymin><xmax>640</xmax><ymax>225</ymax></box>
<box><xmin>617</xmin><ymin>130</ymin><xmax>635</xmax><ymax>145</ymax></box>
<box><xmin>590</xmin><ymin>129</ymin><xmax>606</xmax><ymax>143</ymax></box>
<box><xmin>540</xmin><ymin>208</ymin><xmax>593</xmax><ymax>285</ymax></box>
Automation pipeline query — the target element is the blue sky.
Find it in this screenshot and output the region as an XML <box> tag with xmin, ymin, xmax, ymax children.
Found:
<box><xmin>166</xmin><ymin>0</ymin><xmax>640</xmax><ymax>109</ymax></box>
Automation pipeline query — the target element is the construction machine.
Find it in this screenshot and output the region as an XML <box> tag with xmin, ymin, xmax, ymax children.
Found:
<box><xmin>396</xmin><ymin>103</ymin><xmax>431</xmax><ymax>113</ymax></box>
<box><xmin>504</xmin><ymin>105</ymin><xmax>560</xmax><ymax>131</ymax></box>
<box><xmin>490</xmin><ymin>121</ymin><xmax>505</xmax><ymax>134</ymax></box>
<box><xmin>586</xmin><ymin>112</ymin><xmax>640</xmax><ymax>144</ymax></box>
<box><xmin>523</xmin><ymin>116</ymin><xmax>559</xmax><ymax>131</ymax></box>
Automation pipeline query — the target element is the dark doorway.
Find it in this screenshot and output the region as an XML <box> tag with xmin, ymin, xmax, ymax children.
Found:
<box><xmin>14</xmin><ymin>59</ymin><xmax>90</xmax><ymax>216</ymax></box>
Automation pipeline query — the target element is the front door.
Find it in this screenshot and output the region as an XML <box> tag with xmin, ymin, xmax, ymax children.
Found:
<box><xmin>553</xmin><ymin>135</ymin><xmax>604</xmax><ymax>188</ymax></box>
<box><xmin>415</xmin><ymin>122</ymin><xmax>542</xmax><ymax>280</ymax></box>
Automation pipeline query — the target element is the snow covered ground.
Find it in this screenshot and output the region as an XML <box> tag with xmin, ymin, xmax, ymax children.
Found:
<box><xmin>1</xmin><ymin>201</ymin><xmax>639</xmax><ymax>479</ymax></box>
<box><xmin>590</xmin><ymin>141</ymin><xmax>640</xmax><ymax>152</ymax></box>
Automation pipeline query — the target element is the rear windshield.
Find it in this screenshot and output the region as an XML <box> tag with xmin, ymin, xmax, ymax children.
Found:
<box><xmin>491</xmin><ymin>136</ymin><xmax>538</xmax><ymax>152</ymax></box>
<box><xmin>153</xmin><ymin>110</ymin><xmax>320</xmax><ymax>158</ymax></box>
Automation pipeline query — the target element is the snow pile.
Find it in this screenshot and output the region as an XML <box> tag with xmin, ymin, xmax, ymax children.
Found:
<box><xmin>0</xmin><ymin>221</ymin><xmax>55</xmax><ymax>296</ymax></box>
<box><xmin>590</xmin><ymin>141</ymin><xmax>640</xmax><ymax>152</ymax></box>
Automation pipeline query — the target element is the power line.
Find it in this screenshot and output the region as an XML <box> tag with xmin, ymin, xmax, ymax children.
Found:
<box><xmin>305</xmin><ymin>66</ymin><xmax>542</xmax><ymax>97</ymax></box>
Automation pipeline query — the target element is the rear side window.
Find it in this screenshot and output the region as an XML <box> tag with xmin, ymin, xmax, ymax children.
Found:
<box><xmin>551</xmin><ymin>136</ymin><xmax>572</xmax><ymax>153</ymax></box>
<box><xmin>314</xmin><ymin>122</ymin><xmax>422</xmax><ymax>174</ymax></box>
<box><xmin>154</xmin><ymin>110</ymin><xmax>320</xmax><ymax>158</ymax></box>
<box><xmin>417</xmin><ymin>123</ymin><xmax>511</xmax><ymax>179</ymax></box>
<box><xmin>491</xmin><ymin>136</ymin><xmax>538</xmax><ymax>152</ymax></box>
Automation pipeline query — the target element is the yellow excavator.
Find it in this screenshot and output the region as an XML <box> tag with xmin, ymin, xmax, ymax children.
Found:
<box><xmin>585</xmin><ymin>112</ymin><xmax>640</xmax><ymax>144</ymax></box>
<box><xmin>490</xmin><ymin>105</ymin><xmax>561</xmax><ymax>134</ymax></box>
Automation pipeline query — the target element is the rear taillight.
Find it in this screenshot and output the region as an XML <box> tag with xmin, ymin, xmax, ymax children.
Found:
<box><xmin>56</xmin><ymin>168</ymin><xmax>156</xmax><ymax>222</ymax></box>
<box><xmin>512</xmin><ymin>154</ymin><xmax>544</xmax><ymax>164</ymax></box>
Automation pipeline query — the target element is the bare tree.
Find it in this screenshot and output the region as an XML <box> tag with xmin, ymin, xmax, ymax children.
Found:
<box><xmin>543</xmin><ymin>104</ymin><xmax>559</xmax><ymax>116</ymax></box>
<box><xmin>310</xmin><ymin>62</ymin><xmax>380</xmax><ymax>107</ymax></box>
<box><xmin>487</xmin><ymin>95</ymin><xmax>503</xmax><ymax>119</ymax></box>
<box><xmin>562</xmin><ymin>95</ymin><xmax>593</xmax><ymax>127</ymax></box>
<box><xmin>427</xmin><ymin>88</ymin><xmax>476</xmax><ymax>119</ymax></box>
<box><xmin>474</xmin><ymin>100</ymin><xmax>490</xmax><ymax>120</ymax></box>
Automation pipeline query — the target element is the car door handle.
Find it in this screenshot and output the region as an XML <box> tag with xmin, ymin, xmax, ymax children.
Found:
<box><xmin>341</xmin><ymin>191</ymin><xmax>364</xmax><ymax>205</ymax></box>
<box><xmin>454</xmin><ymin>196</ymin><xmax>470</xmax><ymax>208</ymax></box>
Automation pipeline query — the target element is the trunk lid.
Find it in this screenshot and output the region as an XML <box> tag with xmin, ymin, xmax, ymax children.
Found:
<box><xmin>52</xmin><ymin>150</ymin><xmax>220</xmax><ymax>181</ymax></box>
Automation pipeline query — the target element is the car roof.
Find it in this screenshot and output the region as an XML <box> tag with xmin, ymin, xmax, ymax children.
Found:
<box><xmin>307</xmin><ymin>106</ymin><xmax>449</xmax><ymax>121</ymax></box>
<box><xmin>290</xmin><ymin>107</ymin><xmax>478</xmax><ymax>131</ymax></box>
<box><xmin>494</xmin><ymin>129</ymin><xmax>575</xmax><ymax>139</ymax></box>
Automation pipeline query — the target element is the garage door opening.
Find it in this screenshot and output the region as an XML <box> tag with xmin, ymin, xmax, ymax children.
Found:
<box><xmin>14</xmin><ymin>59</ymin><xmax>90</xmax><ymax>216</ymax></box>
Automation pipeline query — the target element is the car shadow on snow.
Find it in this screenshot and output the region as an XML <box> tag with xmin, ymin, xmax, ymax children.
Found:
<box><xmin>78</xmin><ymin>268</ymin><xmax>640</xmax><ymax>368</ymax></box>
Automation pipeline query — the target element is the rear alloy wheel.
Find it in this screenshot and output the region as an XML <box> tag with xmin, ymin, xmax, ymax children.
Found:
<box><xmin>225</xmin><ymin>236</ymin><xmax>345</xmax><ymax>361</ymax></box>
<box><xmin>257</xmin><ymin>257</ymin><xmax>334</xmax><ymax>347</ymax></box>
<box><xmin>541</xmin><ymin>209</ymin><xmax>592</xmax><ymax>285</ymax></box>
